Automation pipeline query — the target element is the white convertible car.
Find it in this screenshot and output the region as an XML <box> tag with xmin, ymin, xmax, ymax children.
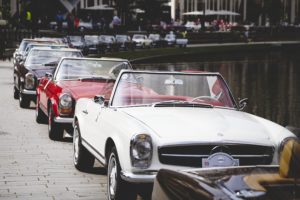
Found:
<box><xmin>73</xmin><ymin>70</ymin><xmax>296</xmax><ymax>199</ymax></box>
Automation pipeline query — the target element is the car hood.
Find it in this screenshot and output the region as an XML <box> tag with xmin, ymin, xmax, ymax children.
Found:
<box><xmin>57</xmin><ymin>80</ymin><xmax>114</xmax><ymax>100</ymax></box>
<box><xmin>121</xmin><ymin>107</ymin><xmax>275</xmax><ymax>146</ymax></box>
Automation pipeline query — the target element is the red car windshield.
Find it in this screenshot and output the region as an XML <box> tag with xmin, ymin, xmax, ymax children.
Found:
<box><xmin>111</xmin><ymin>72</ymin><xmax>236</xmax><ymax>108</ymax></box>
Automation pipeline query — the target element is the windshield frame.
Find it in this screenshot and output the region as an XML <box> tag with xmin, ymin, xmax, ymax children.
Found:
<box><xmin>109</xmin><ymin>70</ymin><xmax>239</xmax><ymax>110</ymax></box>
<box><xmin>53</xmin><ymin>57</ymin><xmax>132</xmax><ymax>81</ymax></box>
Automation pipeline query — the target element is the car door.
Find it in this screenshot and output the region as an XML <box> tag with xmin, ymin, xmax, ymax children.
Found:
<box><xmin>82</xmin><ymin>99</ymin><xmax>105</xmax><ymax>155</ymax></box>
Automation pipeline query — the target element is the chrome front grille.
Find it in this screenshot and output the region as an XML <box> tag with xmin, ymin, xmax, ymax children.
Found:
<box><xmin>158</xmin><ymin>144</ymin><xmax>274</xmax><ymax>167</ymax></box>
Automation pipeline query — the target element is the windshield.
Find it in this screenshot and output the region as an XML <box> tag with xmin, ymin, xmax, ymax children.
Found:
<box><xmin>165</xmin><ymin>35</ymin><xmax>175</xmax><ymax>39</ymax></box>
<box><xmin>55</xmin><ymin>59</ymin><xmax>131</xmax><ymax>80</ymax></box>
<box><xmin>25</xmin><ymin>50</ymin><xmax>82</xmax><ymax>67</ymax></box>
<box><xmin>100</xmin><ymin>36</ymin><xmax>115</xmax><ymax>42</ymax></box>
<box><xmin>112</xmin><ymin>72</ymin><xmax>236</xmax><ymax>108</ymax></box>
<box><xmin>19</xmin><ymin>40</ymin><xmax>30</xmax><ymax>52</ymax></box>
<box><xmin>116</xmin><ymin>35</ymin><xmax>128</xmax><ymax>41</ymax></box>
<box><xmin>149</xmin><ymin>35</ymin><xmax>159</xmax><ymax>40</ymax></box>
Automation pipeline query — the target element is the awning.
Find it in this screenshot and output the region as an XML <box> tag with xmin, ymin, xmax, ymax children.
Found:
<box><xmin>83</xmin><ymin>4</ymin><xmax>114</xmax><ymax>10</ymax></box>
<box><xmin>183</xmin><ymin>10</ymin><xmax>240</xmax><ymax>16</ymax></box>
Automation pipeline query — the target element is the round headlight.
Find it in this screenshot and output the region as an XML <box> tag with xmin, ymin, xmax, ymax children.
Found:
<box><xmin>130</xmin><ymin>134</ymin><xmax>152</xmax><ymax>169</ymax></box>
<box><xmin>59</xmin><ymin>93</ymin><xmax>73</xmax><ymax>114</ymax></box>
<box><xmin>25</xmin><ymin>73</ymin><xmax>35</xmax><ymax>89</ymax></box>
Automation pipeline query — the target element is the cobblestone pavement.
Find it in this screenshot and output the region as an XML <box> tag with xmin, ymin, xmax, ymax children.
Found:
<box><xmin>0</xmin><ymin>61</ymin><xmax>108</xmax><ymax>199</ymax></box>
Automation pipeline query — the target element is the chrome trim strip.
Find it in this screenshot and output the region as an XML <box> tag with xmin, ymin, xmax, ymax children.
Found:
<box><xmin>22</xmin><ymin>89</ymin><xmax>36</xmax><ymax>95</ymax></box>
<box><xmin>81</xmin><ymin>138</ymin><xmax>106</xmax><ymax>165</ymax></box>
<box><xmin>53</xmin><ymin>116</ymin><xmax>73</xmax><ymax>123</ymax></box>
<box><xmin>160</xmin><ymin>154</ymin><xmax>272</xmax><ymax>158</ymax></box>
<box><xmin>120</xmin><ymin>171</ymin><xmax>156</xmax><ymax>183</ymax></box>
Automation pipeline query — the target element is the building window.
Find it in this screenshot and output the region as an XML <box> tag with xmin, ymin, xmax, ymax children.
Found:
<box><xmin>87</xmin><ymin>0</ymin><xmax>94</xmax><ymax>7</ymax></box>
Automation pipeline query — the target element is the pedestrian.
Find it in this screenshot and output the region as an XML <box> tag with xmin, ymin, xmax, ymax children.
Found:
<box><xmin>25</xmin><ymin>10</ymin><xmax>32</xmax><ymax>30</ymax></box>
<box><xmin>67</xmin><ymin>11</ymin><xmax>75</xmax><ymax>33</ymax></box>
<box><xmin>56</xmin><ymin>11</ymin><xmax>64</xmax><ymax>32</ymax></box>
<box><xmin>74</xmin><ymin>15</ymin><xmax>80</xmax><ymax>31</ymax></box>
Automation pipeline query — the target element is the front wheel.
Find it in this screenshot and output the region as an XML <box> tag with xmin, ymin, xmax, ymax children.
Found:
<box><xmin>13</xmin><ymin>86</ymin><xmax>19</xmax><ymax>99</ymax></box>
<box><xmin>48</xmin><ymin>107</ymin><xmax>64</xmax><ymax>140</ymax></box>
<box><xmin>19</xmin><ymin>86</ymin><xmax>30</xmax><ymax>108</ymax></box>
<box><xmin>107</xmin><ymin>147</ymin><xmax>137</xmax><ymax>200</ymax></box>
<box><xmin>73</xmin><ymin>122</ymin><xmax>95</xmax><ymax>171</ymax></box>
<box><xmin>35</xmin><ymin>96</ymin><xmax>47</xmax><ymax>124</ymax></box>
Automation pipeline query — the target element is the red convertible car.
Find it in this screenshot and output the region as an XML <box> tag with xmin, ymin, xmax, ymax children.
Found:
<box><xmin>36</xmin><ymin>57</ymin><xmax>132</xmax><ymax>140</ymax></box>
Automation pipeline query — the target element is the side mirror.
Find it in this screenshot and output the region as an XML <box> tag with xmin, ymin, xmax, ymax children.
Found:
<box><xmin>94</xmin><ymin>95</ymin><xmax>105</xmax><ymax>105</ymax></box>
<box><xmin>45</xmin><ymin>72</ymin><xmax>53</xmax><ymax>79</ymax></box>
<box><xmin>239</xmin><ymin>98</ymin><xmax>248</xmax><ymax>110</ymax></box>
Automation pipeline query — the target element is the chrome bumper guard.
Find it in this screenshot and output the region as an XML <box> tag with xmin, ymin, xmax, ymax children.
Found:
<box><xmin>22</xmin><ymin>89</ymin><xmax>36</xmax><ymax>95</ymax></box>
<box><xmin>120</xmin><ymin>171</ymin><xmax>156</xmax><ymax>183</ymax></box>
<box><xmin>54</xmin><ymin>117</ymin><xmax>73</xmax><ymax>124</ymax></box>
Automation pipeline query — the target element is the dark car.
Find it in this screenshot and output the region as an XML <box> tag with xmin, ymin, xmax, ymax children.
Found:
<box><xmin>84</xmin><ymin>35</ymin><xmax>106</xmax><ymax>54</ymax></box>
<box><xmin>13</xmin><ymin>47</ymin><xmax>83</xmax><ymax>108</ymax></box>
<box><xmin>115</xmin><ymin>35</ymin><xmax>136</xmax><ymax>50</ymax></box>
<box><xmin>99</xmin><ymin>35</ymin><xmax>120</xmax><ymax>52</ymax></box>
<box><xmin>148</xmin><ymin>34</ymin><xmax>167</xmax><ymax>48</ymax></box>
<box><xmin>65</xmin><ymin>36</ymin><xmax>89</xmax><ymax>55</ymax></box>
<box><xmin>152</xmin><ymin>138</ymin><xmax>300</xmax><ymax>200</ymax></box>
<box><xmin>13</xmin><ymin>38</ymin><xmax>58</xmax><ymax>66</ymax></box>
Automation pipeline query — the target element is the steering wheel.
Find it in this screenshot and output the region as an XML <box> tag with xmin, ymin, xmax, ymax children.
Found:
<box><xmin>191</xmin><ymin>92</ymin><xmax>223</xmax><ymax>102</ymax></box>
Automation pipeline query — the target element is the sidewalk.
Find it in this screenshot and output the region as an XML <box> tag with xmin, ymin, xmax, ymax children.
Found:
<box><xmin>0</xmin><ymin>59</ymin><xmax>13</xmax><ymax>67</ymax></box>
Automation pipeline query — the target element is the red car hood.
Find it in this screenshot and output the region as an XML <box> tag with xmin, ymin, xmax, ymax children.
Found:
<box><xmin>57</xmin><ymin>80</ymin><xmax>114</xmax><ymax>100</ymax></box>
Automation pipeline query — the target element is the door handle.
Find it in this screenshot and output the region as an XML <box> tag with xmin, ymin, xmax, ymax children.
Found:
<box><xmin>82</xmin><ymin>110</ymin><xmax>88</xmax><ymax>114</ymax></box>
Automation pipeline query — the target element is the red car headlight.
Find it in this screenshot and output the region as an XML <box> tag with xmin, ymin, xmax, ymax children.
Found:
<box><xmin>59</xmin><ymin>93</ymin><xmax>73</xmax><ymax>115</ymax></box>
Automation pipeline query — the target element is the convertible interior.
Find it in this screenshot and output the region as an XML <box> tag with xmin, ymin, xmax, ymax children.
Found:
<box><xmin>243</xmin><ymin>139</ymin><xmax>300</xmax><ymax>199</ymax></box>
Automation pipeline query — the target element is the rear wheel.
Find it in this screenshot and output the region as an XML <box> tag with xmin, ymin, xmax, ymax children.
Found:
<box><xmin>19</xmin><ymin>85</ymin><xmax>30</xmax><ymax>108</ymax></box>
<box><xmin>73</xmin><ymin>122</ymin><xmax>95</xmax><ymax>171</ymax></box>
<box><xmin>48</xmin><ymin>106</ymin><xmax>64</xmax><ymax>140</ymax></box>
<box><xmin>107</xmin><ymin>147</ymin><xmax>137</xmax><ymax>200</ymax></box>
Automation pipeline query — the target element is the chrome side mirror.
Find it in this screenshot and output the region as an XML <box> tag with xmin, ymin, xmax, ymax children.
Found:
<box><xmin>239</xmin><ymin>98</ymin><xmax>248</xmax><ymax>110</ymax></box>
<box><xmin>94</xmin><ymin>95</ymin><xmax>105</xmax><ymax>105</ymax></box>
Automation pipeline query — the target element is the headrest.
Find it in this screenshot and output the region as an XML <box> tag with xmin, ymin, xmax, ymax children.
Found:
<box><xmin>279</xmin><ymin>139</ymin><xmax>300</xmax><ymax>178</ymax></box>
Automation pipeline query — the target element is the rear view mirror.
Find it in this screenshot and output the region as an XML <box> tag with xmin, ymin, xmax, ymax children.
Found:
<box><xmin>94</xmin><ymin>95</ymin><xmax>105</xmax><ymax>105</ymax></box>
<box><xmin>239</xmin><ymin>98</ymin><xmax>248</xmax><ymax>110</ymax></box>
<box><xmin>45</xmin><ymin>72</ymin><xmax>53</xmax><ymax>79</ymax></box>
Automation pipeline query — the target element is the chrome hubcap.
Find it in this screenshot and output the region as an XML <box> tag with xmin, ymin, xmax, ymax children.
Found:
<box><xmin>73</xmin><ymin>127</ymin><xmax>79</xmax><ymax>164</ymax></box>
<box><xmin>108</xmin><ymin>155</ymin><xmax>117</xmax><ymax>198</ymax></box>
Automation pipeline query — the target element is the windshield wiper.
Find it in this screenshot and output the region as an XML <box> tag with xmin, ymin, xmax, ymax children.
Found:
<box><xmin>44</xmin><ymin>61</ymin><xmax>58</xmax><ymax>67</ymax></box>
<box><xmin>152</xmin><ymin>100</ymin><xmax>214</xmax><ymax>108</ymax></box>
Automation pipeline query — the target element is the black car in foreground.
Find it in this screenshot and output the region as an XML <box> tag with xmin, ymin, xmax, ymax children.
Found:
<box><xmin>152</xmin><ymin>138</ymin><xmax>300</xmax><ymax>200</ymax></box>
<box><xmin>13</xmin><ymin>47</ymin><xmax>82</xmax><ymax>108</ymax></box>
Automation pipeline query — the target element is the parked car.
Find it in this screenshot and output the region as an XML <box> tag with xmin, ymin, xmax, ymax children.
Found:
<box><xmin>13</xmin><ymin>38</ymin><xmax>58</xmax><ymax>65</ymax></box>
<box><xmin>13</xmin><ymin>47</ymin><xmax>82</xmax><ymax>108</ymax></box>
<box><xmin>164</xmin><ymin>34</ymin><xmax>176</xmax><ymax>46</ymax></box>
<box><xmin>73</xmin><ymin>70</ymin><xmax>296</xmax><ymax>199</ymax></box>
<box><xmin>185</xmin><ymin>21</ymin><xmax>201</xmax><ymax>32</ymax></box>
<box><xmin>152</xmin><ymin>138</ymin><xmax>300</xmax><ymax>200</ymax></box>
<box><xmin>99</xmin><ymin>35</ymin><xmax>119</xmax><ymax>51</ymax></box>
<box><xmin>36</xmin><ymin>57</ymin><xmax>132</xmax><ymax>140</ymax></box>
<box><xmin>65</xmin><ymin>36</ymin><xmax>88</xmax><ymax>55</ymax></box>
<box><xmin>23</xmin><ymin>43</ymin><xmax>69</xmax><ymax>60</ymax></box>
<box><xmin>84</xmin><ymin>35</ymin><xmax>106</xmax><ymax>54</ymax></box>
<box><xmin>132</xmin><ymin>34</ymin><xmax>153</xmax><ymax>48</ymax></box>
<box><xmin>148</xmin><ymin>34</ymin><xmax>167</xmax><ymax>48</ymax></box>
<box><xmin>175</xmin><ymin>35</ymin><xmax>188</xmax><ymax>48</ymax></box>
<box><xmin>115</xmin><ymin>35</ymin><xmax>136</xmax><ymax>50</ymax></box>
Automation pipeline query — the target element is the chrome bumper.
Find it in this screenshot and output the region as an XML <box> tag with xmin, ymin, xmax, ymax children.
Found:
<box><xmin>54</xmin><ymin>116</ymin><xmax>73</xmax><ymax>124</ymax></box>
<box><xmin>120</xmin><ymin>171</ymin><xmax>157</xmax><ymax>183</ymax></box>
<box><xmin>22</xmin><ymin>89</ymin><xmax>36</xmax><ymax>95</ymax></box>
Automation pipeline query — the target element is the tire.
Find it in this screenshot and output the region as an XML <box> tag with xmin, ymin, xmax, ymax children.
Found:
<box><xmin>107</xmin><ymin>147</ymin><xmax>137</xmax><ymax>200</ymax></box>
<box><xmin>13</xmin><ymin>86</ymin><xmax>19</xmax><ymax>99</ymax></box>
<box><xmin>73</xmin><ymin>122</ymin><xmax>95</xmax><ymax>171</ymax></box>
<box><xmin>19</xmin><ymin>85</ymin><xmax>30</xmax><ymax>108</ymax></box>
<box><xmin>35</xmin><ymin>96</ymin><xmax>47</xmax><ymax>124</ymax></box>
<box><xmin>48</xmin><ymin>106</ymin><xmax>64</xmax><ymax>141</ymax></box>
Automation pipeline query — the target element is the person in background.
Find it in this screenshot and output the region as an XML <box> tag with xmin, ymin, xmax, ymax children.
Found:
<box><xmin>56</xmin><ymin>11</ymin><xmax>64</xmax><ymax>32</ymax></box>
<box><xmin>67</xmin><ymin>11</ymin><xmax>75</xmax><ymax>33</ymax></box>
<box><xmin>25</xmin><ymin>10</ymin><xmax>32</xmax><ymax>30</ymax></box>
<box><xmin>74</xmin><ymin>15</ymin><xmax>80</xmax><ymax>31</ymax></box>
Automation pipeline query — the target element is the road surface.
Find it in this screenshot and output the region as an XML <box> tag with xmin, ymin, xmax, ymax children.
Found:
<box><xmin>0</xmin><ymin>60</ymin><xmax>107</xmax><ymax>199</ymax></box>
